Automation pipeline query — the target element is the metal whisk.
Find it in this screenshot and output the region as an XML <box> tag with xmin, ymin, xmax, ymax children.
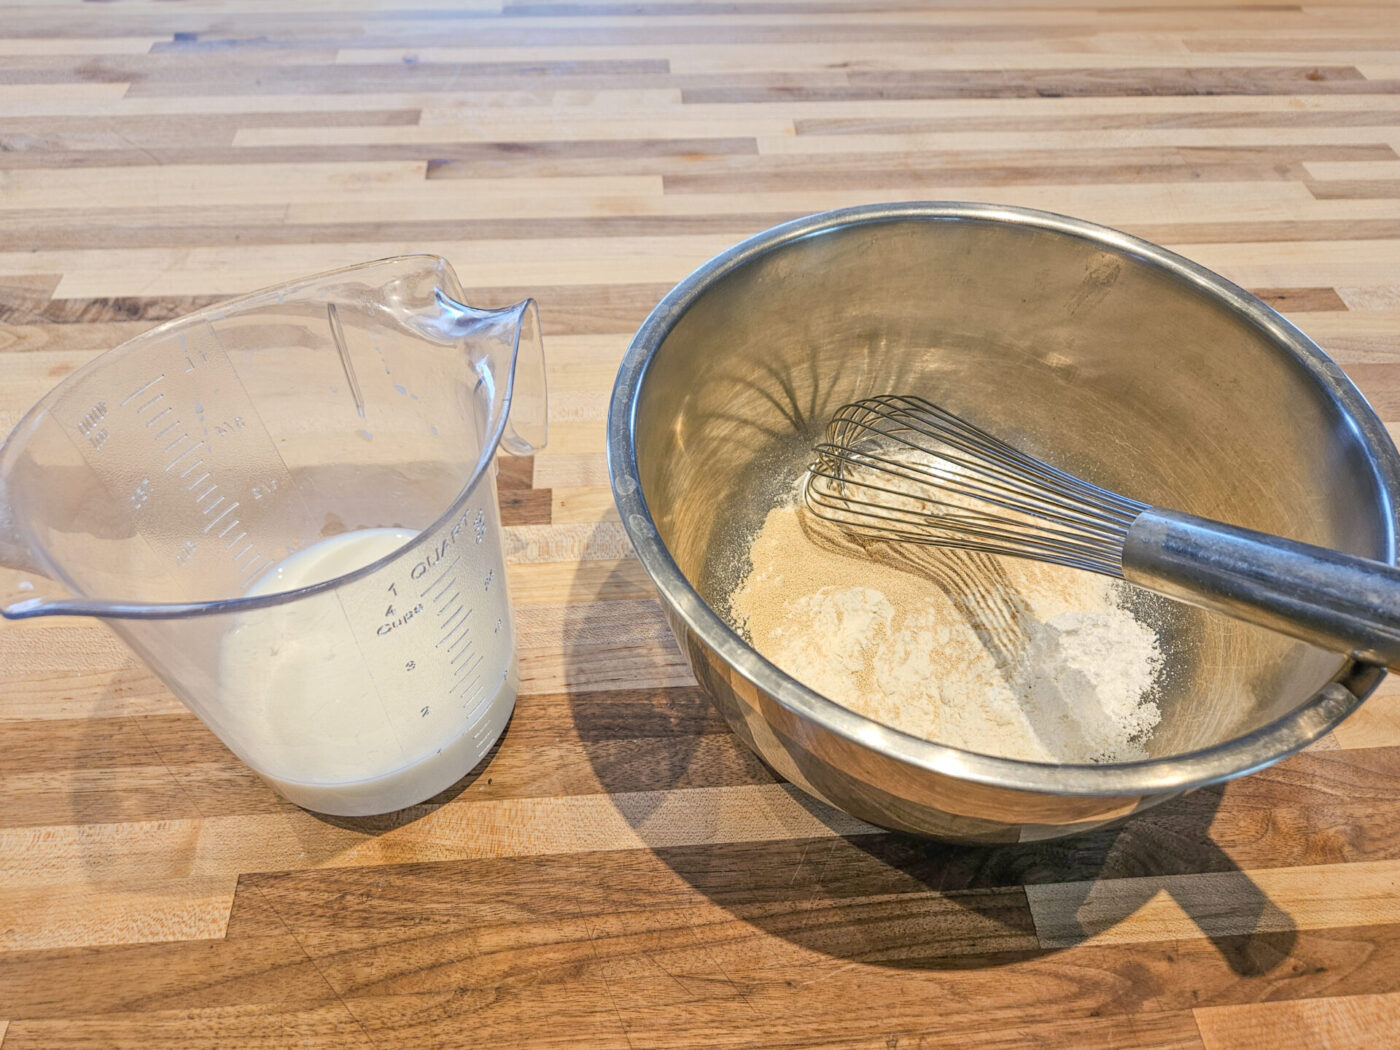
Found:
<box><xmin>807</xmin><ymin>394</ymin><xmax>1400</xmax><ymax>669</ymax></box>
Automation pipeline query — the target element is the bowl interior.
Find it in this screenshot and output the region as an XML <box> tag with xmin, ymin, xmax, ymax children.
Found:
<box><xmin>632</xmin><ymin>214</ymin><xmax>1392</xmax><ymax>760</ymax></box>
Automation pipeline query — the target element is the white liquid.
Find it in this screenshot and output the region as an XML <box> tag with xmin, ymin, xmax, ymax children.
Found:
<box><xmin>246</xmin><ymin>527</ymin><xmax>415</xmax><ymax>595</ymax></box>
<box><xmin>217</xmin><ymin>528</ymin><xmax>516</xmax><ymax>816</ymax></box>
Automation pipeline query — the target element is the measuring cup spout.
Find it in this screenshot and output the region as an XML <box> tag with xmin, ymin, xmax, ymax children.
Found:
<box><xmin>429</xmin><ymin>291</ymin><xmax>548</xmax><ymax>458</ymax></box>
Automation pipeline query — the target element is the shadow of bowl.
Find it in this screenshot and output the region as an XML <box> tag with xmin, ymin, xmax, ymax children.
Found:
<box><xmin>563</xmin><ymin>548</ymin><xmax>1298</xmax><ymax>978</ymax></box>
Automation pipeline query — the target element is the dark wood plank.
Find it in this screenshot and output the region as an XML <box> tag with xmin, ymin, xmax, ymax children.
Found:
<box><xmin>0</xmin><ymin>214</ymin><xmax>790</xmax><ymax>253</ymax></box>
<box><xmin>683</xmin><ymin>67</ymin><xmax>1397</xmax><ymax>104</ymax></box>
<box><xmin>0</xmin><ymin>137</ymin><xmax>761</xmax><ymax>170</ymax></box>
<box><xmin>1308</xmin><ymin>180</ymin><xmax>1400</xmax><ymax>200</ymax></box>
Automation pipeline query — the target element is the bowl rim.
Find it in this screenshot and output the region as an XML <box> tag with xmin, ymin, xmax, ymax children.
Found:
<box><xmin>606</xmin><ymin>201</ymin><xmax>1400</xmax><ymax>798</ymax></box>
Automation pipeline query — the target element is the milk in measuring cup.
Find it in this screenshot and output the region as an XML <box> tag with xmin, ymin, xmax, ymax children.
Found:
<box><xmin>218</xmin><ymin>523</ymin><xmax>517</xmax><ymax>815</ymax></box>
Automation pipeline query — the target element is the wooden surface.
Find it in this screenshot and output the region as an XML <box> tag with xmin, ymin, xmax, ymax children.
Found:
<box><xmin>3</xmin><ymin>0</ymin><xmax>1400</xmax><ymax>1046</ymax></box>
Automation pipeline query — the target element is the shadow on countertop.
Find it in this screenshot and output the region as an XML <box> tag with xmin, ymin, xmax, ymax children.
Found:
<box><xmin>564</xmin><ymin>546</ymin><xmax>1297</xmax><ymax>979</ymax></box>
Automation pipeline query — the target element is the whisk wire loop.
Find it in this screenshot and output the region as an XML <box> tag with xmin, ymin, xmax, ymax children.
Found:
<box><xmin>805</xmin><ymin>395</ymin><xmax>1148</xmax><ymax>577</ymax></box>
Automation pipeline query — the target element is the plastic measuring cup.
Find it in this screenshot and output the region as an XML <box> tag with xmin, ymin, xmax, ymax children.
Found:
<box><xmin>0</xmin><ymin>256</ymin><xmax>547</xmax><ymax>815</ymax></box>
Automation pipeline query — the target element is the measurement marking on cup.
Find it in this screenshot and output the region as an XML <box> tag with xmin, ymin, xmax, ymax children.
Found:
<box><xmin>445</xmin><ymin>628</ymin><xmax>470</xmax><ymax>654</ymax></box>
<box><xmin>452</xmin><ymin>669</ymin><xmax>483</xmax><ymax>698</ymax></box>
<box><xmin>204</xmin><ymin>502</ymin><xmax>238</xmax><ymax>533</ymax></box>
<box><xmin>439</xmin><ymin>608</ymin><xmax>466</xmax><ymax>637</ymax></box>
<box><xmin>456</xmin><ymin>660</ymin><xmax>490</xmax><ymax>694</ymax></box>
<box><xmin>437</xmin><ymin>610</ymin><xmax>472</xmax><ymax>650</ymax></box>
<box><xmin>195</xmin><ymin>484</ymin><xmax>219</xmax><ymax>503</ymax></box>
<box><xmin>120</xmin><ymin>374</ymin><xmax>164</xmax><ymax>407</ymax></box>
<box><xmin>164</xmin><ymin>441</ymin><xmax>204</xmax><ymax>473</ymax></box>
<box><xmin>185</xmin><ymin>470</ymin><xmax>210</xmax><ymax>489</ymax></box>
<box><xmin>470</xmin><ymin>713</ymin><xmax>495</xmax><ymax>744</ymax></box>
<box><xmin>135</xmin><ymin>393</ymin><xmax>165</xmax><ymax>415</ymax></box>
<box><xmin>421</xmin><ymin>555</ymin><xmax>462</xmax><ymax>600</ymax></box>
<box><xmin>420</xmin><ymin>568</ymin><xmax>453</xmax><ymax>599</ymax></box>
<box><xmin>224</xmin><ymin>531</ymin><xmax>247</xmax><ymax>549</ymax></box>
<box><xmin>155</xmin><ymin>419</ymin><xmax>181</xmax><ymax>442</ymax></box>
<box><xmin>145</xmin><ymin>405</ymin><xmax>173</xmax><ymax>428</ymax></box>
<box><xmin>452</xmin><ymin>656</ymin><xmax>474</xmax><ymax>679</ymax></box>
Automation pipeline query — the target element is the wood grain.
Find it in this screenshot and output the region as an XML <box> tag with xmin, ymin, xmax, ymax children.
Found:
<box><xmin>1196</xmin><ymin>991</ymin><xmax>1400</xmax><ymax>1050</ymax></box>
<box><xmin>3</xmin><ymin>0</ymin><xmax>1400</xmax><ymax>1047</ymax></box>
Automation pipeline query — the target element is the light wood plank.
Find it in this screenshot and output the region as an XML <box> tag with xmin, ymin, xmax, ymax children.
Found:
<box><xmin>0</xmin><ymin>234</ymin><xmax>731</xmax><ymax>298</ymax></box>
<box><xmin>283</xmin><ymin>180</ymin><xmax>1330</xmax><ymax>226</ymax></box>
<box><xmin>0</xmin><ymin>37</ymin><xmax>166</xmax><ymax>56</ymax></box>
<box><xmin>507</xmin><ymin>558</ymin><xmax>654</xmax><ymax>606</ymax></box>
<box><xmin>1167</xmin><ymin>240</ymin><xmax>1400</xmax><ymax>290</ymax></box>
<box><xmin>1332</xmin><ymin>681</ymin><xmax>1400</xmax><ymax>750</ymax></box>
<box><xmin>1027</xmin><ymin>860</ymin><xmax>1400</xmax><ymax>948</ymax></box>
<box><xmin>234</xmin><ymin>118</ymin><xmax>797</xmax><ymax>145</ymax></box>
<box><xmin>0</xmin><ymin>784</ymin><xmax>876</xmax><ymax>889</ymax></box>
<box><xmin>1195</xmin><ymin>991</ymin><xmax>1400</xmax><ymax>1050</ymax></box>
<box><xmin>0</xmin><ymin>879</ymin><xmax>236</xmax><ymax>952</ymax></box>
<box><xmin>551</xmin><ymin>486</ymin><xmax>622</xmax><ymax>526</ymax></box>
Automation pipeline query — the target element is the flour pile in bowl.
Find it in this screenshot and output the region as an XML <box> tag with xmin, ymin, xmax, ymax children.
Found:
<box><xmin>728</xmin><ymin>484</ymin><xmax>1164</xmax><ymax>763</ymax></box>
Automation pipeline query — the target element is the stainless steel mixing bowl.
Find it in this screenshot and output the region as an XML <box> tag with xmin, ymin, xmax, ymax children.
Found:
<box><xmin>607</xmin><ymin>202</ymin><xmax>1400</xmax><ymax>843</ymax></box>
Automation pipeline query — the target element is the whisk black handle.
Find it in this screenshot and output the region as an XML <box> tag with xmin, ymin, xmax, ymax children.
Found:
<box><xmin>1123</xmin><ymin>507</ymin><xmax>1400</xmax><ymax>669</ymax></box>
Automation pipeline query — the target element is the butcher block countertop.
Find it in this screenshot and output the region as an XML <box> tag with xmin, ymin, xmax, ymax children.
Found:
<box><xmin>4</xmin><ymin>1</ymin><xmax>1400</xmax><ymax>1047</ymax></box>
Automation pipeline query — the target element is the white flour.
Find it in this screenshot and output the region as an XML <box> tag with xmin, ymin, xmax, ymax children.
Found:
<box><xmin>729</xmin><ymin>494</ymin><xmax>1163</xmax><ymax>763</ymax></box>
